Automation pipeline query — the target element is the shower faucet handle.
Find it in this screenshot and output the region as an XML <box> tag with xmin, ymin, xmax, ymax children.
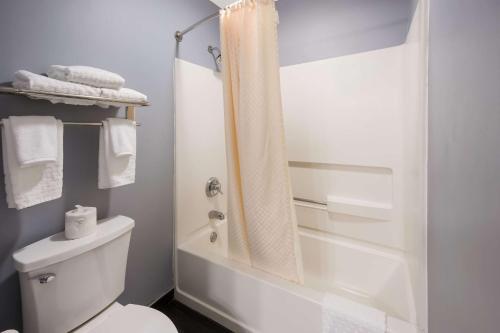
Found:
<box><xmin>206</xmin><ymin>177</ymin><xmax>223</xmax><ymax>197</ymax></box>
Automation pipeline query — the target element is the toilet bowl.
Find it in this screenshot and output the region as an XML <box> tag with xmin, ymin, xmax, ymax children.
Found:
<box><xmin>13</xmin><ymin>215</ymin><xmax>178</xmax><ymax>333</ymax></box>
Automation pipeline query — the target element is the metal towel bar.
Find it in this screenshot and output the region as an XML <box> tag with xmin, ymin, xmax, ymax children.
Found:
<box><xmin>0</xmin><ymin>120</ymin><xmax>140</xmax><ymax>127</ymax></box>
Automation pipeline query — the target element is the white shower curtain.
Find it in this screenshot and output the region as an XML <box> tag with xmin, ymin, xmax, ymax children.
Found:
<box><xmin>220</xmin><ymin>0</ymin><xmax>303</xmax><ymax>283</ymax></box>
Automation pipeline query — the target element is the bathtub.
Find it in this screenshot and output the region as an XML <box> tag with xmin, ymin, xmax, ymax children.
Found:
<box><xmin>176</xmin><ymin>222</ymin><xmax>421</xmax><ymax>333</ymax></box>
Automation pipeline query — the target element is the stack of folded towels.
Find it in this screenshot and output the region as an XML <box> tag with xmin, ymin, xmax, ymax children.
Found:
<box><xmin>2</xmin><ymin>116</ymin><xmax>63</xmax><ymax>209</ymax></box>
<box><xmin>13</xmin><ymin>65</ymin><xmax>147</xmax><ymax>107</ymax></box>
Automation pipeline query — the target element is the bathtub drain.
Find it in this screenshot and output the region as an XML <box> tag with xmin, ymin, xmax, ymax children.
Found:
<box><xmin>210</xmin><ymin>231</ymin><xmax>218</xmax><ymax>243</ymax></box>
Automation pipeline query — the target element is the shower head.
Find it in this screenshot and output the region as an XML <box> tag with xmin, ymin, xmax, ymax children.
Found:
<box><xmin>208</xmin><ymin>45</ymin><xmax>222</xmax><ymax>72</ymax></box>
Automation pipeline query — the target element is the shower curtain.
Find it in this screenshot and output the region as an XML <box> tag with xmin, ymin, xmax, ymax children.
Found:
<box><xmin>220</xmin><ymin>0</ymin><xmax>303</xmax><ymax>283</ymax></box>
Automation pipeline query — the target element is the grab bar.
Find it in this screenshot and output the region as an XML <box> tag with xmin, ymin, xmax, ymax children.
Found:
<box><xmin>293</xmin><ymin>197</ymin><xmax>327</xmax><ymax>207</ymax></box>
<box><xmin>294</xmin><ymin>196</ymin><xmax>392</xmax><ymax>220</ymax></box>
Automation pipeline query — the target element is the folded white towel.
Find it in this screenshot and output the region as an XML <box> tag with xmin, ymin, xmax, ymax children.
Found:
<box><xmin>47</xmin><ymin>65</ymin><xmax>125</xmax><ymax>90</ymax></box>
<box><xmin>13</xmin><ymin>70</ymin><xmax>147</xmax><ymax>108</ymax></box>
<box><xmin>2</xmin><ymin>119</ymin><xmax>63</xmax><ymax>209</ymax></box>
<box><xmin>9</xmin><ymin>116</ymin><xmax>58</xmax><ymax>167</ymax></box>
<box><xmin>106</xmin><ymin>118</ymin><xmax>136</xmax><ymax>157</ymax></box>
<box><xmin>100</xmin><ymin>87</ymin><xmax>148</xmax><ymax>105</ymax></box>
<box><xmin>13</xmin><ymin>70</ymin><xmax>102</xmax><ymax>106</ymax></box>
<box><xmin>27</xmin><ymin>92</ymin><xmax>97</xmax><ymax>106</ymax></box>
<box><xmin>322</xmin><ymin>294</ymin><xmax>386</xmax><ymax>333</ymax></box>
<box><xmin>98</xmin><ymin>120</ymin><xmax>136</xmax><ymax>189</ymax></box>
<box><xmin>13</xmin><ymin>70</ymin><xmax>101</xmax><ymax>98</ymax></box>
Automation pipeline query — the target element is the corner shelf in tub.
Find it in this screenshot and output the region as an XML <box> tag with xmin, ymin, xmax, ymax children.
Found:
<box><xmin>0</xmin><ymin>85</ymin><xmax>150</xmax><ymax>123</ymax></box>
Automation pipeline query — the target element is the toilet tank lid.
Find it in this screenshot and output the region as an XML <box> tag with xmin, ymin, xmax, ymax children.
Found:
<box><xmin>13</xmin><ymin>215</ymin><xmax>135</xmax><ymax>273</ymax></box>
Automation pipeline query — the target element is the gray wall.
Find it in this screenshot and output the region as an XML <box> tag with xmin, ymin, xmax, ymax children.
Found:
<box><xmin>428</xmin><ymin>1</ymin><xmax>500</xmax><ymax>332</ymax></box>
<box><xmin>276</xmin><ymin>0</ymin><xmax>415</xmax><ymax>66</ymax></box>
<box><xmin>0</xmin><ymin>0</ymin><xmax>219</xmax><ymax>330</ymax></box>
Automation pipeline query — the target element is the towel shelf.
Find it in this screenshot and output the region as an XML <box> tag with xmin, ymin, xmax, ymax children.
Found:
<box><xmin>0</xmin><ymin>85</ymin><xmax>148</xmax><ymax>125</ymax></box>
<box><xmin>0</xmin><ymin>86</ymin><xmax>149</xmax><ymax>107</ymax></box>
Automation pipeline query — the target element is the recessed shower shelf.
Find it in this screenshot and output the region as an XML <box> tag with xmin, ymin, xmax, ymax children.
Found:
<box><xmin>0</xmin><ymin>85</ymin><xmax>149</xmax><ymax>124</ymax></box>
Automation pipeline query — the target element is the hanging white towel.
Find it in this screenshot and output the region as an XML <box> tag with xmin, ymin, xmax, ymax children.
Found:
<box><xmin>106</xmin><ymin>118</ymin><xmax>136</xmax><ymax>157</ymax></box>
<box><xmin>2</xmin><ymin>119</ymin><xmax>63</xmax><ymax>210</ymax></box>
<box><xmin>47</xmin><ymin>65</ymin><xmax>125</xmax><ymax>90</ymax></box>
<box><xmin>9</xmin><ymin>116</ymin><xmax>58</xmax><ymax>167</ymax></box>
<box><xmin>98</xmin><ymin>120</ymin><xmax>136</xmax><ymax>189</ymax></box>
<box><xmin>322</xmin><ymin>294</ymin><xmax>386</xmax><ymax>333</ymax></box>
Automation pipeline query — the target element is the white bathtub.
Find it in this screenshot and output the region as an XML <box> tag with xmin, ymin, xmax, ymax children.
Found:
<box><xmin>176</xmin><ymin>222</ymin><xmax>420</xmax><ymax>333</ymax></box>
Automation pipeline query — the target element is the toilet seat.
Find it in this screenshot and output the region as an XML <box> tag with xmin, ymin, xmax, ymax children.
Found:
<box><xmin>74</xmin><ymin>303</ymin><xmax>178</xmax><ymax>333</ymax></box>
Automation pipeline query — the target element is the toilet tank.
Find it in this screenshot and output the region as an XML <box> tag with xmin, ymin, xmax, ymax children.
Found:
<box><xmin>13</xmin><ymin>215</ymin><xmax>135</xmax><ymax>333</ymax></box>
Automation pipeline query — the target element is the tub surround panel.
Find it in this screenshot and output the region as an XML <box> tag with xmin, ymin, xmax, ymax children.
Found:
<box><xmin>174</xmin><ymin>59</ymin><xmax>227</xmax><ymax>245</ymax></box>
<box><xmin>281</xmin><ymin>44</ymin><xmax>421</xmax><ymax>252</ymax></box>
<box><xmin>401</xmin><ymin>1</ymin><xmax>428</xmax><ymax>330</ymax></box>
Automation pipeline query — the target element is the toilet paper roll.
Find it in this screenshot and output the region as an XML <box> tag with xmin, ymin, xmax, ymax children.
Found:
<box><xmin>65</xmin><ymin>205</ymin><xmax>97</xmax><ymax>239</ymax></box>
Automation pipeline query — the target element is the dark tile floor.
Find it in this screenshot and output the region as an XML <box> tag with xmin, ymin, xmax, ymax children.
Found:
<box><xmin>152</xmin><ymin>291</ymin><xmax>233</xmax><ymax>333</ymax></box>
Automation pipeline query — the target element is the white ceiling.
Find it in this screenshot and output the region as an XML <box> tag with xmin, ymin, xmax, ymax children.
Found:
<box><xmin>209</xmin><ymin>0</ymin><xmax>239</xmax><ymax>8</ymax></box>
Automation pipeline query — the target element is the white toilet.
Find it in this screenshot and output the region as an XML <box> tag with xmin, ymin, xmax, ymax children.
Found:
<box><xmin>13</xmin><ymin>215</ymin><xmax>178</xmax><ymax>333</ymax></box>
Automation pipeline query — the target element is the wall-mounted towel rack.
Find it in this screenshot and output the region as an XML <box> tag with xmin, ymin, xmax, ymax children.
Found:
<box><xmin>0</xmin><ymin>120</ymin><xmax>140</xmax><ymax>127</ymax></box>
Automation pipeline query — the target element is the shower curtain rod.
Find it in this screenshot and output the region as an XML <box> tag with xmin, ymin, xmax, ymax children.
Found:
<box><xmin>175</xmin><ymin>12</ymin><xmax>219</xmax><ymax>42</ymax></box>
<box><xmin>175</xmin><ymin>0</ymin><xmax>279</xmax><ymax>42</ymax></box>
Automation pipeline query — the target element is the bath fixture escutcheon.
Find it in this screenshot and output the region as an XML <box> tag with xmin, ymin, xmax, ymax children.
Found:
<box><xmin>206</xmin><ymin>177</ymin><xmax>223</xmax><ymax>197</ymax></box>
